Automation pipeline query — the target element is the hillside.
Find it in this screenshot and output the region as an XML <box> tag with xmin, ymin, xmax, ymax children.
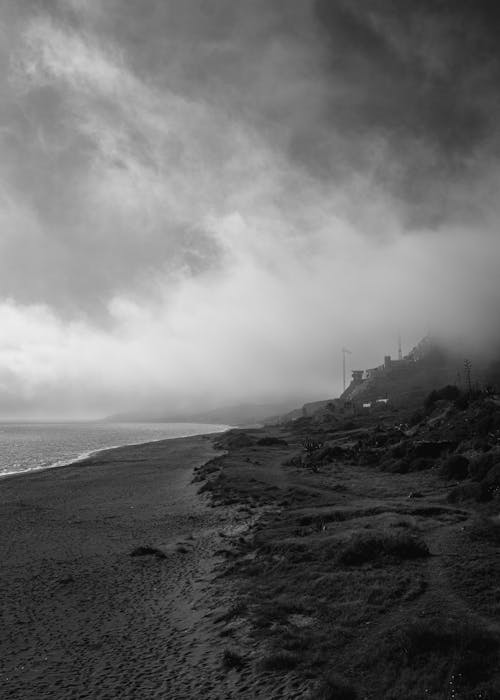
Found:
<box><xmin>339</xmin><ymin>336</ymin><xmax>463</xmax><ymax>408</ymax></box>
<box><xmin>105</xmin><ymin>401</ymin><xmax>302</xmax><ymax>427</ymax></box>
<box><xmin>192</xmin><ymin>385</ymin><xmax>500</xmax><ymax>698</ymax></box>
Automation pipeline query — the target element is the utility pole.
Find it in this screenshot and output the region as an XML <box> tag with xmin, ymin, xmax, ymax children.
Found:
<box><xmin>342</xmin><ymin>347</ymin><xmax>352</xmax><ymax>393</ymax></box>
<box><xmin>398</xmin><ymin>331</ymin><xmax>403</xmax><ymax>361</ymax></box>
<box><xmin>464</xmin><ymin>359</ymin><xmax>472</xmax><ymax>396</ymax></box>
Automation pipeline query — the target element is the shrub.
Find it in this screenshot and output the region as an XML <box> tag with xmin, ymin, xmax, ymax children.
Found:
<box><xmin>313</xmin><ymin>674</ymin><xmax>358</xmax><ymax>700</ymax></box>
<box><xmin>470</xmin><ymin>438</ymin><xmax>492</xmax><ymax>452</ymax></box>
<box><xmin>455</xmin><ymin>394</ymin><xmax>470</xmax><ymax>410</ymax></box>
<box><xmin>469</xmin><ymin>516</ymin><xmax>500</xmax><ymax>545</ymax></box>
<box><xmin>260</xmin><ymin>650</ymin><xmax>301</xmax><ymax>672</ymax></box>
<box><xmin>282</xmin><ymin>453</ymin><xmax>303</xmax><ymax>468</ymax></box>
<box><xmin>440</xmin><ymin>454</ymin><xmax>469</xmax><ymax>480</ymax></box>
<box><xmin>440</xmin><ymin>385</ymin><xmax>461</xmax><ymax>401</ymax></box>
<box><xmin>484</xmin><ymin>463</ymin><xmax>500</xmax><ymax>488</ymax></box>
<box><xmin>215</xmin><ymin>431</ymin><xmax>254</xmax><ymax>449</ymax></box>
<box><xmin>357</xmin><ymin>449</ymin><xmax>380</xmax><ymax>466</ymax></box>
<box><xmin>399</xmin><ymin>619</ymin><xmax>500</xmax><ymax>693</ymax></box>
<box><xmin>314</xmin><ymin>445</ymin><xmax>345</xmax><ymax>463</ymax></box>
<box><xmin>338</xmin><ymin>532</ymin><xmax>429</xmax><ymax>566</ymax></box>
<box><xmin>413</xmin><ymin>440</ymin><xmax>457</xmax><ymax>458</ymax></box>
<box><xmin>302</xmin><ymin>437</ymin><xmax>324</xmax><ymax>454</ymax></box>
<box><xmin>447</xmin><ymin>483</ymin><xmax>489</xmax><ymax>504</ymax></box>
<box><xmin>256</xmin><ymin>436</ymin><xmax>288</xmax><ymax>447</ymax></box>
<box><xmin>424</xmin><ymin>390</ymin><xmax>439</xmax><ymax>411</ymax></box>
<box><xmin>222</xmin><ymin>648</ymin><xmax>246</xmax><ymax>670</ymax></box>
<box><xmin>408</xmin><ymin>457</ymin><xmax>433</xmax><ymax>472</ymax></box>
<box><xmin>409</xmin><ymin>410</ymin><xmax>424</xmax><ymax>426</ymax></box>
<box><xmin>469</xmin><ymin>453</ymin><xmax>497</xmax><ymax>481</ymax></box>
<box><xmin>402</xmin><ymin>619</ymin><xmax>498</xmax><ymax>684</ymax></box>
<box><xmin>130</xmin><ymin>545</ymin><xmax>166</xmax><ymax>559</ymax></box>
<box><xmin>382</xmin><ymin>459</ymin><xmax>410</xmax><ymax>474</ymax></box>
<box><xmin>424</xmin><ymin>385</ymin><xmax>460</xmax><ymax>411</ymax></box>
<box><xmin>390</xmin><ymin>441</ymin><xmax>408</xmax><ymax>459</ymax></box>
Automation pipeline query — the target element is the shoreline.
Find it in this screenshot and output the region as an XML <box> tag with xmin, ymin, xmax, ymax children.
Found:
<box><xmin>0</xmin><ymin>423</ymin><xmax>231</xmax><ymax>482</ymax></box>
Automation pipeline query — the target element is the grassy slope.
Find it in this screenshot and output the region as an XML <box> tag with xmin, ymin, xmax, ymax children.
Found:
<box><xmin>195</xmin><ymin>405</ymin><xmax>500</xmax><ymax>699</ymax></box>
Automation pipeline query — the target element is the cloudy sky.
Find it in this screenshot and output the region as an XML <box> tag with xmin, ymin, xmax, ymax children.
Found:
<box><xmin>0</xmin><ymin>0</ymin><xmax>499</xmax><ymax>418</ymax></box>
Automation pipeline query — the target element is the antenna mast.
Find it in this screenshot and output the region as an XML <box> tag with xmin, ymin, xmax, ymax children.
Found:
<box><xmin>342</xmin><ymin>347</ymin><xmax>352</xmax><ymax>393</ymax></box>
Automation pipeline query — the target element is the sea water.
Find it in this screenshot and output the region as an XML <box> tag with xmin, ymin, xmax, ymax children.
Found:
<box><xmin>0</xmin><ymin>422</ymin><xmax>229</xmax><ymax>477</ymax></box>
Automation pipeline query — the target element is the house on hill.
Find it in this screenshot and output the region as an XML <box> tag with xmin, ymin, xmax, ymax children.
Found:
<box><xmin>339</xmin><ymin>335</ymin><xmax>456</xmax><ymax>408</ymax></box>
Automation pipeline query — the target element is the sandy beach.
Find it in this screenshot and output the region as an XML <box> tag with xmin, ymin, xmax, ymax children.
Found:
<box><xmin>0</xmin><ymin>435</ymin><xmax>254</xmax><ymax>700</ymax></box>
<box><xmin>2</xmin><ymin>410</ymin><xmax>500</xmax><ymax>699</ymax></box>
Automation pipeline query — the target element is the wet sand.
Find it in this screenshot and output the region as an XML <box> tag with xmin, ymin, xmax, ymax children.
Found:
<box><xmin>0</xmin><ymin>435</ymin><xmax>250</xmax><ymax>699</ymax></box>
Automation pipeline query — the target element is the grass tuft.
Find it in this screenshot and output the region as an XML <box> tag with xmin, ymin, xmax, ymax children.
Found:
<box><xmin>312</xmin><ymin>673</ymin><xmax>358</xmax><ymax>700</ymax></box>
<box><xmin>338</xmin><ymin>532</ymin><xmax>429</xmax><ymax>566</ymax></box>
<box><xmin>257</xmin><ymin>436</ymin><xmax>289</xmax><ymax>447</ymax></box>
<box><xmin>440</xmin><ymin>454</ymin><xmax>469</xmax><ymax>480</ymax></box>
<box><xmin>260</xmin><ymin>650</ymin><xmax>301</xmax><ymax>672</ymax></box>
<box><xmin>468</xmin><ymin>516</ymin><xmax>500</xmax><ymax>545</ymax></box>
<box><xmin>130</xmin><ymin>545</ymin><xmax>166</xmax><ymax>559</ymax></box>
<box><xmin>222</xmin><ymin>647</ymin><xmax>247</xmax><ymax>670</ymax></box>
<box><xmin>401</xmin><ymin>619</ymin><xmax>499</xmax><ymax>687</ymax></box>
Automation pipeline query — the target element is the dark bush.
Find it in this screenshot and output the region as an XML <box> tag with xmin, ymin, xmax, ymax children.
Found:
<box><xmin>469</xmin><ymin>516</ymin><xmax>500</xmax><ymax>545</ymax></box>
<box><xmin>484</xmin><ymin>464</ymin><xmax>500</xmax><ymax>488</ymax></box>
<box><xmin>476</xmin><ymin>415</ymin><xmax>494</xmax><ymax>436</ymax></box>
<box><xmin>413</xmin><ymin>440</ymin><xmax>457</xmax><ymax>458</ymax></box>
<box><xmin>215</xmin><ymin>431</ymin><xmax>254</xmax><ymax>449</ymax></box>
<box><xmin>282</xmin><ymin>453</ymin><xmax>303</xmax><ymax>468</ymax></box>
<box><xmin>425</xmin><ymin>385</ymin><xmax>460</xmax><ymax>411</ymax></box>
<box><xmin>408</xmin><ymin>457</ymin><xmax>434</xmax><ymax>472</ymax></box>
<box><xmin>401</xmin><ymin>619</ymin><xmax>498</xmax><ymax>686</ymax></box>
<box><xmin>471</xmin><ymin>439</ymin><xmax>492</xmax><ymax>452</ymax></box>
<box><xmin>357</xmin><ymin>449</ymin><xmax>380</xmax><ymax>466</ymax></box>
<box><xmin>455</xmin><ymin>394</ymin><xmax>470</xmax><ymax>410</ymax></box>
<box><xmin>440</xmin><ymin>385</ymin><xmax>461</xmax><ymax>401</ymax></box>
<box><xmin>469</xmin><ymin>454</ymin><xmax>494</xmax><ymax>481</ymax></box>
<box><xmin>256</xmin><ymin>436</ymin><xmax>288</xmax><ymax>447</ymax></box>
<box><xmin>338</xmin><ymin>532</ymin><xmax>429</xmax><ymax>566</ymax></box>
<box><xmin>302</xmin><ymin>437</ymin><xmax>324</xmax><ymax>454</ymax></box>
<box><xmin>409</xmin><ymin>410</ymin><xmax>424</xmax><ymax>426</ymax></box>
<box><xmin>260</xmin><ymin>650</ymin><xmax>301</xmax><ymax>672</ymax></box>
<box><xmin>447</xmin><ymin>483</ymin><xmax>489</xmax><ymax>504</ymax></box>
<box><xmin>371</xmin><ymin>432</ymin><xmax>390</xmax><ymax>447</ymax></box>
<box><xmin>390</xmin><ymin>441</ymin><xmax>408</xmax><ymax>459</ymax></box>
<box><xmin>382</xmin><ymin>459</ymin><xmax>409</xmax><ymax>474</ymax></box>
<box><xmin>222</xmin><ymin>648</ymin><xmax>247</xmax><ymax>670</ymax></box>
<box><xmin>315</xmin><ymin>445</ymin><xmax>345</xmax><ymax>462</ymax></box>
<box><xmin>130</xmin><ymin>546</ymin><xmax>166</xmax><ymax>559</ymax></box>
<box><xmin>424</xmin><ymin>390</ymin><xmax>439</xmax><ymax>411</ymax></box>
<box><xmin>313</xmin><ymin>674</ymin><xmax>358</xmax><ymax>700</ymax></box>
<box><xmin>440</xmin><ymin>454</ymin><xmax>469</xmax><ymax>480</ymax></box>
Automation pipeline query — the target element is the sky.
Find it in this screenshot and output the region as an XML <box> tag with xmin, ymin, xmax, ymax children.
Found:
<box><xmin>1</xmin><ymin>0</ymin><xmax>500</xmax><ymax>418</ymax></box>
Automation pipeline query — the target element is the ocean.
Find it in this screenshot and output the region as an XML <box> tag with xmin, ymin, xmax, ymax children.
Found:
<box><xmin>0</xmin><ymin>422</ymin><xmax>229</xmax><ymax>477</ymax></box>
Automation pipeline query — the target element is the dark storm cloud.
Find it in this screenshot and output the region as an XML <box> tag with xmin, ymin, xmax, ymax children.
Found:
<box><xmin>306</xmin><ymin>0</ymin><xmax>500</xmax><ymax>225</ymax></box>
<box><xmin>0</xmin><ymin>1</ymin><xmax>500</xmax><ymax>417</ymax></box>
<box><xmin>314</xmin><ymin>0</ymin><xmax>500</xmax><ymax>147</ymax></box>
